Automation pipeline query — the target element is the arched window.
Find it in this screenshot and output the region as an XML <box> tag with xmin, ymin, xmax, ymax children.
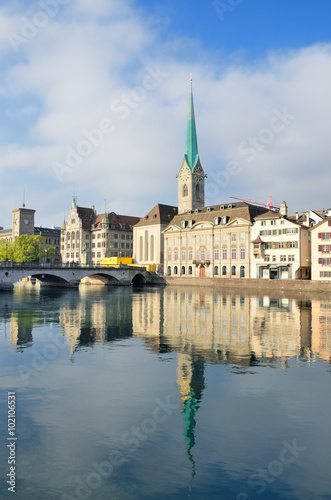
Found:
<box><xmin>195</xmin><ymin>184</ymin><xmax>200</xmax><ymax>198</ymax></box>
<box><xmin>139</xmin><ymin>236</ymin><xmax>143</xmax><ymax>261</ymax></box>
<box><xmin>167</xmin><ymin>266</ymin><xmax>171</xmax><ymax>276</ymax></box>
<box><xmin>150</xmin><ymin>235</ymin><xmax>154</xmax><ymax>261</ymax></box>
<box><xmin>181</xmin><ymin>266</ymin><xmax>185</xmax><ymax>275</ymax></box>
<box><xmin>240</xmin><ymin>266</ymin><xmax>245</xmax><ymax>278</ymax></box>
<box><xmin>231</xmin><ymin>265</ymin><xmax>236</xmax><ymax>276</ymax></box>
<box><xmin>188</xmin><ymin>266</ymin><xmax>193</xmax><ymax>275</ymax></box>
<box><xmin>144</xmin><ymin>230</ymin><xmax>148</xmax><ymax>261</ymax></box>
<box><xmin>201</xmin><ymin>250</ymin><xmax>205</xmax><ymax>260</ymax></box>
<box><xmin>174</xmin><ymin>266</ymin><xmax>178</xmax><ymax>275</ymax></box>
<box><xmin>222</xmin><ymin>266</ymin><xmax>227</xmax><ymax>276</ymax></box>
<box><xmin>183</xmin><ymin>184</ymin><xmax>188</xmax><ymax>197</ymax></box>
<box><xmin>214</xmin><ymin>266</ymin><xmax>219</xmax><ymax>276</ymax></box>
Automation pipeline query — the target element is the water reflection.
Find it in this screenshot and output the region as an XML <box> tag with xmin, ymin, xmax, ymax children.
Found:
<box><xmin>5</xmin><ymin>286</ymin><xmax>331</xmax><ymax>365</ymax></box>
<box><xmin>1</xmin><ymin>285</ymin><xmax>331</xmax><ymax>499</ymax></box>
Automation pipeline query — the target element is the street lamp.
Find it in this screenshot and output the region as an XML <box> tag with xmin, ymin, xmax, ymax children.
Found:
<box><xmin>5</xmin><ymin>243</ymin><xmax>8</xmax><ymax>262</ymax></box>
<box><xmin>119</xmin><ymin>251</ymin><xmax>122</xmax><ymax>268</ymax></box>
<box><xmin>45</xmin><ymin>248</ymin><xmax>48</xmax><ymax>263</ymax></box>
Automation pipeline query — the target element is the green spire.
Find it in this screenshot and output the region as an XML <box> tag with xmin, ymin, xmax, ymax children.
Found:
<box><xmin>184</xmin><ymin>80</ymin><xmax>199</xmax><ymax>172</ymax></box>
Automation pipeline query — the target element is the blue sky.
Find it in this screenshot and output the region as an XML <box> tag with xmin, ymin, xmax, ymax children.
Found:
<box><xmin>1</xmin><ymin>0</ymin><xmax>331</xmax><ymax>227</ymax></box>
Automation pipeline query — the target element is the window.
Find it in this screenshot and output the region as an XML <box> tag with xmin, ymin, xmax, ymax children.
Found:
<box><xmin>206</xmin><ymin>251</ymin><xmax>210</xmax><ymax>260</ymax></box>
<box><xmin>174</xmin><ymin>266</ymin><xmax>178</xmax><ymax>275</ymax></box>
<box><xmin>287</xmin><ymin>228</ymin><xmax>296</xmax><ymax>234</ymax></box>
<box><xmin>275</xmin><ymin>229</ymin><xmax>281</xmax><ymax>235</ymax></box>
<box><xmin>188</xmin><ymin>250</ymin><xmax>193</xmax><ymax>260</ymax></box>
<box><xmin>261</xmin><ymin>230</ymin><xmax>269</xmax><ymax>236</ymax></box>
<box><xmin>231</xmin><ymin>266</ymin><xmax>236</xmax><ymax>276</ymax></box>
<box><xmin>280</xmin><ymin>255</ymin><xmax>286</xmax><ymax>261</ymax></box>
<box><xmin>174</xmin><ymin>251</ymin><xmax>178</xmax><ymax>261</ymax></box>
<box><xmin>240</xmin><ymin>233</ymin><xmax>245</xmax><ymax>241</ymax></box>
<box><xmin>288</xmin><ymin>255</ymin><xmax>295</xmax><ymax>261</ymax></box>
<box><xmin>261</xmin><ymin>221</ymin><xmax>266</xmax><ymax>226</ymax></box>
<box><xmin>264</xmin><ymin>255</ymin><xmax>270</xmax><ymax>262</ymax></box>
<box><xmin>281</xmin><ymin>220</ymin><xmax>284</xmax><ymax>224</ymax></box>
<box><xmin>322</xmin><ymin>233</ymin><xmax>330</xmax><ymax>240</ymax></box>
<box><xmin>182</xmin><ymin>237</ymin><xmax>186</xmax><ymax>245</ymax></box>
<box><xmin>183</xmin><ymin>185</ymin><xmax>188</xmax><ymax>197</ymax></box>
<box><xmin>167</xmin><ymin>266</ymin><xmax>171</xmax><ymax>276</ymax></box>
<box><xmin>182</xmin><ymin>251</ymin><xmax>186</xmax><ymax>260</ymax></box>
<box><xmin>201</xmin><ymin>235</ymin><xmax>205</xmax><ymax>244</ymax></box>
<box><xmin>240</xmin><ymin>266</ymin><xmax>245</xmax><ymax>278</ymax></box>
<box><xmin>168</xmin><ymin>251</ymin><xmax>171</xmax><ymax>261</ymax></box>
<box><xmin>231</xmin><ymin>233</ymin><xmax>236</xmax><ymax>242</ymax></box>
<box><xmin>215</xmin><ymin>235</ymin><xmax>219</xmax><ymax>243</ymax></box>
<box><xmin>231</xmin><ymin>248</ymin><xmax>236</xmax><ymax>260</ymax></box>
<box><xmin>265</xmin><ymin>242</ymin><xmax>272</xmax><ymax>249</ymax></box>
<box><xmin>201</xmin><ymin>250</ymin><xmax>205</xmax><ymax>260</ymax></box>
<box><xmin>181</xmin><ymin>266</ymin><xmax>185</xmax><ymax>275</ymax></box>
<box><xmin>321</xmin><ymin>245</ymin><xmax>330</xmax><ymax>252</ymax></box>
<box><xmin>289</xmin><ymin>242</ymin><xmax>295</xmax><ymax>248</ymax></box>
<box><xmin>188</xmin><ymin>266</ymin><xmax>192</xmax><ymax>275</ymax></box>
<box><xmin>214</xmin><ymin>249</ymin><xmax>219</xmax><ymax>260</ymax></box>
<box><xmin>222</xmin><ymin>266</ymin><xmax>227</xmax><ymax>276</ymax></box>
<box><xmin>278</xmin><ymin>242</ymin><xmax>284</xmax><ymax>249</ymax></box>
<box><xmin>222</xmin><ymin>249</ymin><xmax>227</xmax><ymax>260</ymax></box>
<box><xmin>214</xmin><ymin>266</ymin><xmax>219</xmax><ymax>276</ymax></box>
<box><xmin>222</xmin><ymin>234</ymin><xmax>227</xmax><ymax>243</ymax></box>
<box><xmin>271</xmin><ymin>220</ymin><xmax>276</xmax><ymax>225</ymax></box>
<box><xmin>322</xmin><ymin>259</ymin><xmax>330</xmax><ymax>265</ymax></box>
<box><xmin>320</xmin><ymin>271</ymin><xmax>331</xmax><ymax>277</ymax></box>
<box><xmin>272</xmin><ymin>255</ymin><xmax>276</xmax><ymax>262</ymax></box>
<box><xmin>240</xmin><ymin>248</ymin><xmax>245</xmax><ymax>259</ymax></box>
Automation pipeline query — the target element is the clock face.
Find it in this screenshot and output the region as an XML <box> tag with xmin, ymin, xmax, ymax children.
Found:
<box><xmin>179</xmin><ymin>165</ymin><xmax>191</xmax><ymax>182</ymax></box>
<box><xmin>193</xmin><ymin>166</ymin><xmax>204</xmax><ymax>181</ymax></box>
<box><xmin>24</xmin><ymin>218</ymin><xmax>30</xmax><ymax>225</ymax></box>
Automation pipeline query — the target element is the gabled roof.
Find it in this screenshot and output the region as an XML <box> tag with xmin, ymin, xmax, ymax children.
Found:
<box><xmin>134</xmin><ymin>204</ymin><xmax>178</xmax><ymax>227</ymax></box>
<box><xmin>309</xmin><ymin>216</ymin><xmax>331</xmax><ymax>231</ymax></box>
<box><xmin>167</xmin><ymin>202</ymin><xmax>269</xmax><ymax>228</ymax></box>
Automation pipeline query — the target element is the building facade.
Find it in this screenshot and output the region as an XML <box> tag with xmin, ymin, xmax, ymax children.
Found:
<box><xmin>310</xmin><ymin>217</ymin><xmax>331</xmax><ymax>280</ymax></box>
<box><xmin>250</xmin><ymin>205</ymin><xmax>311</xmax><ymax>279</ymax></box>
<box><xmin>61</xmin><ymin>198</ymin><xmax>140</xmax><ymax>265</ymax></box>
<box><xmin>132</xmin><ymin>203</ymin><xmax>178</xmax><ymax>273</ymax></box>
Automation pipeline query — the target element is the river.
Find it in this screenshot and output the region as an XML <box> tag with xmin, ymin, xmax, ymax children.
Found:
<box><xmin>0</xmin><ymin>284</ymin><xmax>330</xmax><ymax>499</ymax></box>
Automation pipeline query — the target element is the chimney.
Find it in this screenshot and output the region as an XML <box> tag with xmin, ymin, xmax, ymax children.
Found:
<box><xmin>91</xmin><ymin>205</ymin><xmax>96</xmax><ymax>214</ymax></box>
<box><xmin>279</xmin><ymin>201</ymin><xmax>288</xmax><ymax>217</ymax></box>
<box><xmin>294</xmin><ymin>212</ymin><xmax>299</xmax><ymax>220</ymax></box>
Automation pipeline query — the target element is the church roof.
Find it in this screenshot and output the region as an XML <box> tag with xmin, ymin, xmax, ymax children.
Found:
<box><xmin>184</xmin><ymin>83</ymin><xmax>199</xmax><ymax>172</ymax></box>
<box><xmin>134</xmin><ymin>204</ymin><xmax>178</xmax><ymax>227</ymax></box>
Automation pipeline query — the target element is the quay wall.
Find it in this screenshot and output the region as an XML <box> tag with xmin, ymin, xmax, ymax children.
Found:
<box><xmin>166</xmin><ymin>277</ymin><xmax>331</xmax><ymax>293</ymax></box>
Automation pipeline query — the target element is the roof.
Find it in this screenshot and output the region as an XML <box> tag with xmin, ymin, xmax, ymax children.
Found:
<box><xmin>184</xmin><ymin>83</ymin><xmax>199</xmax><ymax>172</ymax></box>
<box><xmin>34</xmin><ymin>227</ymin><xmax>61</xmax><ymax>235</ymax></box>
<box><xmin>93</xmin><ymin>212</ymin><xmax>141</xmax><ymax>230</ymax></box>
<box><xmin>309</xmin><ymin>216</ymin><xmax>331</xmax><ymax>231</ymax></box>
<box><xmin>76</xmin><ymin>207</ymin><xmax>97</xmax><ymax>230</ymax></box>
<box><xmin>251</xmin><ymin>235</ymin><xmax>264</xmax><ymax>243</ymax></box>
<box><xmin>167</xmin><ymin>202</ymin><xmax>269</xmax><ymax>228</ymax></box>
<box><xmin>134</xmin><ymin>204</ymin><xmax>178</xmax><ymax>227</ymax></box>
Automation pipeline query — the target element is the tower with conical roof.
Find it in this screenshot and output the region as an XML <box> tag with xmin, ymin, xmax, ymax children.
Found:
<box><xmin>178</xmin><ymin>79</ymin><xmax>205</xmax><ymax>214</ymax></box>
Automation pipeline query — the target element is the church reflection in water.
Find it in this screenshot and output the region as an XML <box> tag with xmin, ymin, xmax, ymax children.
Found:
<box><xmin>7</xmin><ymin>286</ymin><xmax>331</xmax><ymax>479</ymax></box>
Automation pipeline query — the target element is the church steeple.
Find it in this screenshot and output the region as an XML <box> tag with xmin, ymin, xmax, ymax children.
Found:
<box><xmin>178</xmin><ymin>78</ymin><xmax>205</xmax><ymax>214</ymax></box>
<box><xmin>184</xmin><ymin>80</ymin><xmax>199</xmax><ymax>172</ymax></box>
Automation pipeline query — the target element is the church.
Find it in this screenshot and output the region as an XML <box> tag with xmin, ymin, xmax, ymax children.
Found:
<box><xmin>133</xmin><ymin>81</ymin><xmax>270</xmax><ymax>277</ymax></box>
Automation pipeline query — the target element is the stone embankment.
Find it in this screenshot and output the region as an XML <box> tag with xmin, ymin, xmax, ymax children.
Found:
<box><xmin>166</xmin><ymin>277</ymin><xmax>331</xmax><ymax>292</ymax></box>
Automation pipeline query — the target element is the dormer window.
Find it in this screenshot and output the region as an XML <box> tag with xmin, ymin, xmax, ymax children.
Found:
<box><xmin>181</xmin><ymin>220</ymin><xmax>187</xmax><ymax>229</ymax></box>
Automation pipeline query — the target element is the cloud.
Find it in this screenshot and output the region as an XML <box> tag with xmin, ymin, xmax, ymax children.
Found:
<box><xmin>0</xmin><ymin>0</ymin><xmax>331</xmax><ymax>228</ymax></box>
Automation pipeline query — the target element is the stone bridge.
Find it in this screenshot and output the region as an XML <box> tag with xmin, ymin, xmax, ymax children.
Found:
<box><xmin>0</xmin><ymin>263</ymin><xmax>164</xmax><ymax>290</ymax></box>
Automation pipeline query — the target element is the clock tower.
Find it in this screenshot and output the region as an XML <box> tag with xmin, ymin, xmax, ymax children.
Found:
<box><xmin>12</xmin><ymin>207</ymin><xmax>35</xmax><ymax>239</ymax></box>
<box><xmin>178</xmin><ymin>81</ymin><xmax>205</xmax><ymax>214</ymax></box>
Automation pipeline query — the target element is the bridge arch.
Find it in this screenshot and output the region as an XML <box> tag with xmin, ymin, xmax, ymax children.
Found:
<box><xmin>131</xmin><ymin>273</ymin><xmax>146</xmax><ymax>285</ymax></box>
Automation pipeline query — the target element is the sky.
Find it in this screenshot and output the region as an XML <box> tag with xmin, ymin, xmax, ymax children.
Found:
<box><xmin>1</xmin><ymin>0</ymin><xmax>331</xmax><ymax>228</ymax></box>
